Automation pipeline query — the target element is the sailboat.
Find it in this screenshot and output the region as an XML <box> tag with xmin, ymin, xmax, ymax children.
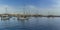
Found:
<box><xmin>1</xmin><ymin>15</ymin><xmax>10</xmax><ymax>20</ymax></box>
<box><xmin>1</xmin><ymin>8</ymin><xmax>10</xmax><ymax>20</ymax></box>
<box><xmin>18</xmin><ymin>16</ymin><xmax>29</xmax><ymax>20</ymax></box>
<box><xmin>17</xmin><ymin>5</ymin><xmax>29</xmax><ymax>20</ymax></box>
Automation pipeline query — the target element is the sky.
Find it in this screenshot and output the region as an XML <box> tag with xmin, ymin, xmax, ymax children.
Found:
<box><xmin>0</xmin><ymin>0</ymin><xmax>60</xmax><ymax>15</ymax></box>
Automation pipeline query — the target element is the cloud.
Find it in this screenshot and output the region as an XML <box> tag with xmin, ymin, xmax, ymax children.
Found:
<box><xmin>0</xmin><ymin>5</ymin><xmax>39</xmax><ymax>14</ymax></box>
<box><xmin>0</xmin><ymin>5</ymin><xmax>16</xmax><ymax>14</ymax></box>
<box><xmin>39</xmin><ymin>0</ymin><xmax>60</xmax><ymax>15</ymax></box>
<box><xmin>52</xmin><ymin>0</ymin><xmax>60</xmax><ymax>7</ymax></box>
<box><xmin>0</xmin><ymin>5</ymin><xmax>37</xmax><ymax>14</ymax></box>
<box><xmin>0</xmin><ymin>0</ymin><xmax>60</xmax><ymax>15</ymax></box>
<box><xmin>0</xmin><ymin>4</ymin><xmax>57</xmax><ymax>15</ymax></box>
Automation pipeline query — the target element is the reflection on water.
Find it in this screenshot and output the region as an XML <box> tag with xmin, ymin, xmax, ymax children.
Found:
<box><xmin>0</xmin><ymin>17</ymin><xmax>60</xmax><ymax>30</ymax></box>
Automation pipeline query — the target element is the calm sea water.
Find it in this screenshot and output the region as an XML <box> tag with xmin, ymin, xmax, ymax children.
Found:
<box><xmin>0</xmin><ymin>17</ymin><xmax>60</xmax><ymax>30</ymax></box>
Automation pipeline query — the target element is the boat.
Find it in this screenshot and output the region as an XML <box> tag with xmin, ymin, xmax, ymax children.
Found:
<box><xmin>1</xmin><ymin>15</ymin><xmax>10</xmax><ymax>20</ymax></box>
<box><xmin>17</xmin><ymin>16</ymin><xmax>29</xmax><ymax>20</ymax></box>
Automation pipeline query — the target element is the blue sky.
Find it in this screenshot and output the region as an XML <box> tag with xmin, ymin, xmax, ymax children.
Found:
<box><xmin>0</xmin><ymin>0</ymin><xmax>60</xmax><ymax>15</ymax></box>
<box><xmin>0</xmin><ymin>0</ymin><xmax>54</xmax><ymax>8</ymax></box>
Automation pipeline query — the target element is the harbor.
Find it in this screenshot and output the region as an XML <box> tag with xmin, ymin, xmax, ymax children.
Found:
<box><xmin>0</xmin><ymin>0</ymin><xmax>60</xmax><ymax>30</ymax></box>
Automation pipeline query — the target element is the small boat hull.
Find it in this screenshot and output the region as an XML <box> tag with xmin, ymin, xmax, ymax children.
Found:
<box><xmin>1</xmin><ymin>15</ymin><xmax>10</xmax><ymax>20</ymax></box>
<box><xmin>17</xmin><ymin>17</ymin><xmax>29</xmax><ymax>20</ymax></box>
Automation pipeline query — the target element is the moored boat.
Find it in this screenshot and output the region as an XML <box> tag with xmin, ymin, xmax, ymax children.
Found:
<box><xmin>17</xmin><ymin>17</ymin><xmax>29</xmax><ymax>20</ymax></box>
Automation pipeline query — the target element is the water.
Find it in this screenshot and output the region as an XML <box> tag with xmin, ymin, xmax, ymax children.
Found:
<box><xmin>0</xmin><ymin>17</ymin><xmax>60</xmax><ymax>30</ymax></box>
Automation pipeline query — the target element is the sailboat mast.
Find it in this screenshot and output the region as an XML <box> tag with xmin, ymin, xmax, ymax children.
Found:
<box><xmin>23</xmin><ymin>6</ymin><xmax>25</xmax><ymax>15</ymax></box>
<box><xmin>5</xmin><ymin>8</ymin><xmax>8</xmax><ymax>14</ymax></box>
<box><xmin>23</xmin><ymin>0</ymin><xmax>25</xmax><ymax>15</ymax></box>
